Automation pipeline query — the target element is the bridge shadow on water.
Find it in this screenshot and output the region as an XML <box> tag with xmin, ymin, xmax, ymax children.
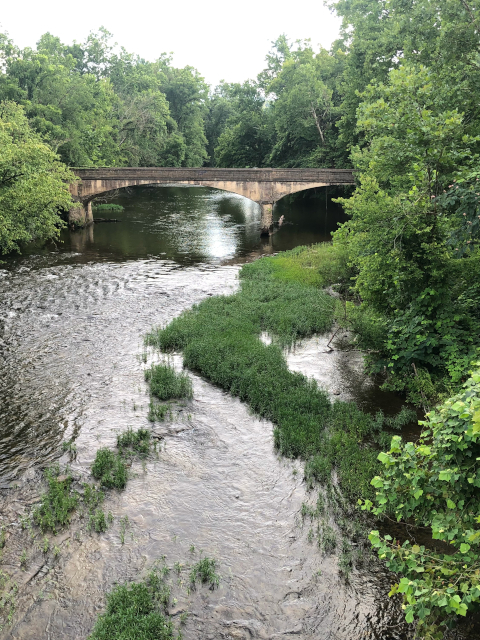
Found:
<box><xmin>64</xmin><ymin>185</ymin><xmax>349</xmax><ymax>265</ymax></box>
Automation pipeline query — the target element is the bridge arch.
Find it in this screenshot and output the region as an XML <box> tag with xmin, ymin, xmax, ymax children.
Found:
<box><xmin>69</xmin><ymin>167</ymin><xmax>355</xmax><ymax>235</ymax></box>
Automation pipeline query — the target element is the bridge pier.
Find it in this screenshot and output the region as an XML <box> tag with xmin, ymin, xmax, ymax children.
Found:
<box><xmin>68</xmin><ymin>201</ymin><xmax>93</xmax><ymax>228</ymax></box>
<box><xmin>260</xmin><ymin>203</ymin><xmax>274</xmax><ymax>236</ymax></box>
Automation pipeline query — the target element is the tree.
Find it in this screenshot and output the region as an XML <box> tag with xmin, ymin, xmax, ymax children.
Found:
<box><xmin>335</xmin><ymin>64</ymin><xmax>480</xmax><ymax>395</ymax></box>
<box><xmin>213</xmin><ymin>81</ymin><xmax>273</xmax><ymax>167</ymax></box>
<box><xmin>330</xmin><ymin>0</ymin><xmax>480</xmax><ymax>152</ymax></box>
<box><xmin>266</xmin><ymin>43</ymin><xmax>347</xmax><ymax>167</ymax></box>
<box><xmin>160</xmin><ymin>65</ymin><xmax>209</xmax><ymax>167</ymax></box>
<box><xmin>0</xmin><ymin>101</ymin><xmax>74</xmax><ymax>254</ymax></box>
<box><xmin>107</xmin><ymin>50</ymin><xmax>186</xmax><ymax>166</ymax></box>
<box><xmin>0</xmin><ymin>32</ymin><xmax>120</xmax><ymax>166</ymax></box>
<box><xmin>0</xmin><ymin>29</ymin><xmax>208</xmax><ymax>168</ymax></box>
<box><xmin>204</xmin><ymin>82</ymin><xmax>238</xmax><ymax>165</ymax></box>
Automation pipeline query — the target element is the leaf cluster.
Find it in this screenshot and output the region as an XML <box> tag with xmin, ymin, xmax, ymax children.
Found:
<box><xmin>362</xmin><ymin>367</ymin><xmax>480</xmax><ymax>633</ymax></box>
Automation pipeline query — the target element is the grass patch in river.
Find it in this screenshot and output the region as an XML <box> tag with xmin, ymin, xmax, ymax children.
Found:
<box><xmin>91</xmin><ymin>448</ymin><xmax>128</xmax><ymax>490</ymax></box>
<box><xmin>146</xmin><ymin>244</ymin><xmax>404</xmax><ymax>501</ymax></box>
<box><xmin>88</xmin><ymin>555</ymin><xmax>219</xmax><ymax>640</ymax></box>
<box><xmin>242</xmin><ymin>242</ymin><xmax>350</xmax><ymax>289</ymax></box>
<box><xmin>145</xmin><ymin>362</ymin><xmax>192</xmax><ymax>401</ymax></box>
<box><xmin>87</xmin><ymin>579</ymin><xmax>174</xmax><ymax>640</ymax></box>
<box><xmin>117</xmin><ymin>427</ymin><xmax>151</xmax><ymax>458</ymax></box>
<box><xmin>147</xmin><ymin>401</ymin><xmax>171</xmax><ymax>422</ymax></box>
<box><xmin>189</xmin><ymin>557</ymin><xmax>220</xmax><ymax>590</ymax></box>
<box><xmin>0</xmin><ymin>571</ymin><xmax>17</xmax><ymax>631</ymax></box>
<box><xmin>92</xmin><ymin>426</ymin><xmax>157</xmax><ymax>489</ymax></box>
<box><xmin>87</xmin><ymin>509</ymin><xmax>113</xmax><ymax>533</ymax></box>
<box><xmin>33</xmin><ymin>465</ymin><xmax>78</xmax><ymax>534</ymax></box>
<box><xmin>91</xmin><ymin>203</ymin><xmax>124</xmax><ymax>212</ymax></box>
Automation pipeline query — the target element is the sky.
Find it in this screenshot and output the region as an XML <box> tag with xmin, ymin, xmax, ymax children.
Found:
<box><xmin>0</xmin><ymin>0</ymin><xmax>342</xmax><ymax>87</ymax></box>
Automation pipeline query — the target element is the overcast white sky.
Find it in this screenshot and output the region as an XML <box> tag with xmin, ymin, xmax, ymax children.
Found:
<box><xmin>0</xmin><ymin>0</ymin><xmax>342</xmax><ymax>87</ymax></box>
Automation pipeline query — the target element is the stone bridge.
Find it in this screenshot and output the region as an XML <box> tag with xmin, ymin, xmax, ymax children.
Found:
<box><xmin>69</xmin><ymin>167</ymin><xmax>355</xmax><ymax>235</ymax></box>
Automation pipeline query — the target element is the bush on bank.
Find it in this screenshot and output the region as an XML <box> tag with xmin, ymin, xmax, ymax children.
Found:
<box><xmin>363</xmin><ymin>367</ymin><xmax>480</xmax><ymax>639</ymax></box>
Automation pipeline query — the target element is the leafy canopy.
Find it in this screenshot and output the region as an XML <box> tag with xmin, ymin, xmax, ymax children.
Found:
<box><xmin>0</xmin><ymin>100</ymin><xmax>74</xmax><ymax>255</ymax></box>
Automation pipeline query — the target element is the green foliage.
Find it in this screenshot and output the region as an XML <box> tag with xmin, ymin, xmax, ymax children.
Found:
<box><xmin>335</xmin><ymin>64</ymin><xmax>480</xmax><ymax>397</ymax></box>
<box><xmin>0</xmin><ymin>527</ymin><xmax>6</xmax><ymax>549</ymax></box>
<box><xmin>213</xmin><ymin>80</ymin><xmax>272</xmax><ymax>168</ymax></box>
<box><xmin>83</xmin><ymin>483</ymin><xmax>105</xmax><ymax>511</ymax></box>
<box><xmin>189</xmin><ymin>558</ymin><xmax>220</xmax><ymax>590</ymax></box>
<box><xmin>81</xmin><ymin>484</ymin><xmax>110</xmax><ymax>534</ymax></box>
<box><xmin>117</xmin><ymin>428</ymin><xmax>151</xmax><ymax>458</ymax></box>
<box><xmin>437</xmin><ymin>170</ymin><xmax>480</xmax><ymax>257</ymax></box>
<box><xmin>32</xmin><ymin>465</ymin><xmax>78</xmax><ymax>534</ymax></box>
<box><xmin>264</xmin><ymin>40</ymin><xmax>348</xmax><ymax>168</ymax></box>
<box><xmin>144</xmin><ymin>363</ymin><xmax>192</xmax><ymax>402</ymax></box>
<box><xmin>88</xmin><ymin>509</ymin><xmax>109</xmax><ymax>533</ymax></box>
<box><xmin>91</xmin><ymin>448</ymin><xmax>128</xmax><ymax>490</ymax></box>
<box><xmin>87</xmin><ymin>580</ymin><xmax>174</xmax><ymax>640</ymax></box>
<box><xmin>161</xmin><ymin>65</ymin><xmax>209</xmax><ymax>167</ymax></box>
<box><xmin>204</xmin><ymin>82</ymin><xmax>238</xmax><ymax>164</ymax></box>
<box><xmin>343</xmin><ymin>302</ymin><xmax>389</xmax><ymax>354</ymax></box>
<box><xmin>319</xmin><ymin>522</ymin><xmax>337</xmax><ymax>554</ymax></box>
<box><xmin>147</xmin><ymin>401</ymin><xmax>170</xmax><ymax>422</ymax></box>
<box><xmin>0</xmin><ymin>101</ymin><xmax>74</xmax><ymax>255</ymax></box>
<box><xmin>148</xmin><ymin>246</ymin><xmax>406</xmax><ymax>501</ymax></box>
<box><xmin>209</xmin><ymin>37</ymin><xmax>350</xmax><ymax>169</ymax></box>
<box><xmin>120</xmin><ymin>516</ymin><xmax>129</xmax><ymax>545</ymax></box>
<box><xmin>241</xmin><ymin>243</ymin><xmax>351</xmax><ymax>289</ymax></box>
<box><xmin>331</xmin><ymin>0</ymin><xmax>480</xmax><ymax>151</ymax></box>
<box><xmin>362</xmin><ymin>367</ymin><xmax>480</xmax><ymax>636</ymax></box>
<box><xmin>92</xmin><ymin>203</ymin><xmax>124</xmax><ymax>212</ymax></box>
<box><xmin>0</xmin><ymin>29</ymin><xmax>207</xmax><ymax>169</ymax></box>
<box><xmin>0</xmin><ymin>570</ymin><xmax>18</xmax><ymax>630</ymax></box>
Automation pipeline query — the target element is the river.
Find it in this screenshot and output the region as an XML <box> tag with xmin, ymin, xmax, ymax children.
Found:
<box><xmin>0</xmin><ymin>187</ymin><xmax>474</xmax><ymax>639</ymax></box>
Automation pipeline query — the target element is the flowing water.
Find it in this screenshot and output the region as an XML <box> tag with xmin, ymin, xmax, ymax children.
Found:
<box><xmin>0</xmin><ymin>187</ymin><xmax>475</xmax><ymax>639</ymax></box>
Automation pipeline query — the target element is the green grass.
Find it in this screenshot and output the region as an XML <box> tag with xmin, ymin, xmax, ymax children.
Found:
<box><xmin>87</xmin><ymin>580</ymin><xmax>174</xmax><ymax>640</ymax></box>
<box><xmin>117</xmin><ymin>428</ymin><xmax>151</xmax><ymax>458</ymax></box>
<box><xmin>240</xmin><ymin>242</ymin><xmax>350</xmax><ymax>289</ymax></box>
<box><xmin>146</xmin><ymin>245</ymin><xmax>399</xmax><ymax>501</ymax></box>
<box><xmin>189</xmin><ymin>557</ymin><xmax>220</xmax><ymax>590</ymax></box>
<box><xmin>82</xmin><ymin>483</ymin><xmax>105</xmax><ymax>511</ymax></box>
<box><xmin>88</xmin><ymin>509</ymin><xmax>112</xmax><ymax>533</ymax></box>
<box><xmin>91</xmin><ymin>203</ymin><xmax>124</xmax><ymax>212</ymax></box>
<box><xmin>91</xmin><ymin>428</ymin><xmax>155</xmax><ymax>490</ymax></box>
<box><xmin>145</xmin><ymin>362</ymin><xmax>192</xmax><ymax>401</ymax></box>
<box><xmin>0</xmin><ymin>527</ymin><xmax>6</xmax><ymax>550</ymax></box>
<box><xmin>0</xmin><ymin>570</ymin><xmax>17</xmax><ymax>630</ymax></box>
<box><xmin>33</xmin><ymin>465</ymin><xmax>78</xmax><ymax>534</ymax></box>
<box><xmin>91</xmin><ymin>449</ymin><xmax>128</xmax><ymax>490</ymax></box>
<box><xmin>88</xmin><ymin>555</ymin><xmax>219</xmax><ymax>639</ymax></box>
<box><xmin>147</xmin><ymin>401</ymin><xmax>170</xmax><ymax>422</ymax></box>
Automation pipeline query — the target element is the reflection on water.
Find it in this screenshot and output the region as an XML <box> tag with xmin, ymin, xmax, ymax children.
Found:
<box><xmin>63</xmin><ymin>185</ymin><xmax>347</xmax><ymax>263</ymax></box>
